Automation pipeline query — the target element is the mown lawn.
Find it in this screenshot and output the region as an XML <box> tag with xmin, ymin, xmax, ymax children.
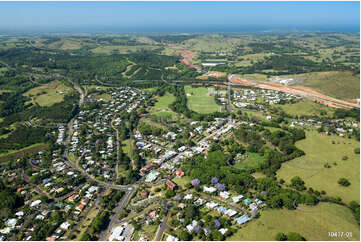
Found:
<box><xmin>227</xmin><ymin>202</ymin><xmax>359</xmax><ymax>241</ymax></box>
<box><xmin>184</xmin><ymin>86</ymin><xmax>221</xmax><ymax>114</ymax></box>
<box><xmin>277</xmin><ymin>130</ymin><xmax>360</xmax><ymax>204</ymax></box>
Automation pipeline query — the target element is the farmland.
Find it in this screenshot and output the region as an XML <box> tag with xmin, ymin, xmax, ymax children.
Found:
<box><xmin>91</xmin><ymin>45</ymin><xmax>158</xmax><ymax>54</ymax></box>
<box><xmin>0</xmin><ymin>31</ymin><xmax>359</xmax><ymax>242</ymax></box>
<box><xmin>184</xmin><ymin>86</ymin><xmax>221</xmax><ymax>114</ymax></box>
<box><xmin>277</xmin><ymin>131</ymin><xmax>360</xmax><ymax>204</ymax></box>
<box><xmin>23</xmin><ymin>80</ymin><xmax>73</xmax><ymax>107</ymax></box>
<box><xmin>275</xmin><ymin>100</ymin><xmax>335</xmax><ymax>117</ymax></box>
<box><xmin>228</xmin><ymin>202</ymin><xmax>360</xmax><ymax>241</ymax></box>
<box><xmin>280</xmin><ymin>71</ymin><xmax>360</xmax><ymax>100</ymax></box>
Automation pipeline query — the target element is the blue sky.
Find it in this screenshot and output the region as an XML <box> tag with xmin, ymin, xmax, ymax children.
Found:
<box><xmin>0</xmin><ymin>1</ymin><xmax>359</xmax><ymax>32</ymax></box>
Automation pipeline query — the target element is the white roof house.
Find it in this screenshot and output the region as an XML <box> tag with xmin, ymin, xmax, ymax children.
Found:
<box><xmin>108</xmin><ymin>226</ymin><xmax>125</xmax><ymax>241</ymax></box>
<box><xmin>6</xmin><ymin>219</ymin><xmax>17</xmax><ymax>228</ymax></box>
<box><xmin>30</xmin><ymin>200</ymin><xmax>42</xmax><ymax>207</ymax></box>
<box><xmin>232</xmin><ymin>195</ymin><xmax>244</xmax><ymax>203</ymax></box>
<box><xmin>184</xmin><ymin>194</ymin><xmax>193</xmax><ymax>200</ymax></box>
<box><xmin>225</xmin><ymin>209</ymin><xmax>237</xmax><ymax>217</ymax></box>
<box><xmin>219</xmin><ymin>228</ymin><xmax>228</xmax><ymax>235</ymax></box>
<box><xmin>203</xmin><ymin>186</ymin><xmax>217</xmax><ymax>193</ymax></box>
<box><xmin>166</xmin><ymin>235</ymin><xmax>179</xmax><ymax>242</ymax></box>
<box><xmin>60</xmin><ymin>221</ymin><xmax>71</xmax><ymax>230</ymax></box>
<box><xmin>15</xmin><ymin>211</ymin><xmax>24</xmax><ymax>217</ymax></box>
<box><xmin>220</xmin><ymin>191</ymin><xmax>230</xmax><ymax>199</ymax></box>
<box><xmin>205</xmin><ymin>202</ymin><xmax>218</xmax><ymax>209</ymax></box>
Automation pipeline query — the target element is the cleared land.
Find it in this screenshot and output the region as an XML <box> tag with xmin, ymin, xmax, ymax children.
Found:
<box><xmin>152</xmin><ymin>92</ymin><xmax>176</xmax><ymax>111</ymax></box>
<box><xmin>121</xmin><ymin>139</ymin><xmax>131</xmax><ymax>158</ymax></box>
<box><xmin>227</xmin><ymin>202</ymin><xmax>359</xmax><ymax>241</ymax></box>
<box><xmin>0</xmin><ymin>143</ymin><xmax>48</xmax><ymax>162</ymax></box>
<box><xmin>277</xmin><ymin>131</ymin><xmax>360</xmax><ymax>204</ymax></box>
<box><xmin>275</xmin><ymin>100</ymin><xmax>335</xmax><ymax>117</ymax></box>
<box><xmin>74</xmin><ymin>207</ymin><xmax>100</xmax><ymax>240</ymax></box>
<box><xmin>234</xmin><ymin>152</ymin><xmax>264</xmax><ymax>169</ymax></box>
<box><xmin>91</xmin><ymin>45</ymin><xmax>158</xmax><ymax>54</ymax></box>
<box><xmin>24</xmin><ymin>80</ymin><xmax>73</xmax><ymax>106</ymax></box>
<box><xmin>48</xmin><ymin>39</ymin><xmax>82</xmax><ymax>50</ymax></box>
<box><xmin>150</xmin><ymin>92</ymin><xmax>178</xmax><ymax>121</ymax></box>
<box><xmin>280</xmin><ymin>71</ymin><xmax>360</xmax><ymax>100</ymax></box>
<box><xmin>184</xmin><ymin>86</ymin><xmax>221</xmax><ymax>114</ymax></box>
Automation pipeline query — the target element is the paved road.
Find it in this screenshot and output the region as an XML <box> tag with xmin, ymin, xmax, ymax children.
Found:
<box><xmin>227</xmin><ymin>75</ymin><xmax>233</xmax><ymax>116</ymax></box>
<box><xmin>154</xmin><ymin>207</ymin><xmax>171</xmax><ymax>241</ymax></box>
<box><xmin>110</xmin><ymin>119</ymin><xmax>120</xmax><ymax>180</ymax></box>
<box><xmin>22</xmin><ymin>171</ymin><xmax>52</xmax><ymax>199</ymax></box>
<box><xmin>228</xmin><ymin>74</ymin><xmax>359</xmax><ymax>110</ymax></box>
<box><xmin>98</xmin><ymin>187</ymin><xmax>136</xmax><ymax>241</ymax></box>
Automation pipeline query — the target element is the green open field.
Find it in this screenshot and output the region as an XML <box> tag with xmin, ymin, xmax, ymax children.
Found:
<box><xmin>238</xmin><ymin>73</ymin><xmax>268</xmax><ymax>82</ymax></box>
<box><xmin>0</xmin><ymin>143</ymin><xmax>47</xmax><ymax>162</ymax></box>
<box><xmin>48</xmin><ymin>38</ymin><xmax>82</xmax><ymax>50</ymax></box>
<box><xmin>184</xmin><ymin>86</ymin><xmax>221</xmax><ymax>114</ymax></box>
<box><xmin>91</xmin><ymin>45</ymin><xmax>158</xmax><ymax>54</ymax></box>
<box><xmin>182</xmin><ymin>34</ymin><xmax>247</xmax><ymax>54</ymax></box>
<box><xmin>152</xmin><ymin>111</ymin><xmax>177</xmax><ymax>120</ymax></box>
<box><xmin>91</xmin><ymin>92</ymin><xmax>112</xmax><ymax>101</ymax></box>
<box><xmin>234</xmin><ymin>152</ymin><xmax>264</xmax><ymax>169</ymax></box>
<box><xmin>121</xmin><ymin>139</ymin><xmax>131</xmax><ymax>158</ymax></box>
<box><xmin>235</xmin><ymin>53</ymin><xmax>272</xmax><ymax>67</ymax></box>
<box><xmin>152</xmin><ymin>92</ymin><xmax>176</xmax><ymax>111</ymax></box>
<box><xmin>173</xmin><ymin>176</ymin><xmax>192</xmax><ymax>190</ymax></box>
<box><xmin>74</xmin><ymin>206</ymin><xmax>100</xmax><ymax>240</ymax></box>
<box><xmin>84</xmin><ymin>85</ymin><xmax>112</xmax><ymax>92</ymax></box>
<box><xmin>275</xmin><ymin>100</ymin><xmax>335</xmax><ymax>117</ymax></box>
<box><xmin>280</xmin><ymin>71</ymin><xmax>360</xmax><ymax>100</ymax></box>
<box><xmin>277</xmin><ymin>131</ymin><xmax>360</xmax><ymax>204</ymax></box>
<box><xmin>141</xmin><ymin>87</ymin><xmax>157</xmax><ymax>93</ymax></box>
<box><xmin>227</xmin><ymin>202</ymin><xmax>359</xmax><ymax>241</ymax></box>
<box><xmin>138</xmin><ymin>224</ymin><xmax>158</xmax><ymax>240</ymax></box>
<box><xmin>23</xmin><ymin>80</ymin><xmax>73</xmax><ymax>107</ymax></box>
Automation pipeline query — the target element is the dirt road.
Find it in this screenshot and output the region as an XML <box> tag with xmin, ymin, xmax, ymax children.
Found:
<box><xmin>228</xmin><ymin>74</ymin><xmax>360</xmax><ymax>109</ymax></box>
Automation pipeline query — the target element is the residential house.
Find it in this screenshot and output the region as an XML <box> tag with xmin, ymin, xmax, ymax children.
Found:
<box><xmin>166</xmin><ymin>179</ymin><xmax>177</xmax><ymax>190</ymax></box>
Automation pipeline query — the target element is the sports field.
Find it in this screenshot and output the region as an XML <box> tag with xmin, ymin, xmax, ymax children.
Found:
<box><xmin>184</xmin><ymin>86</ymin><xmax>221</xmax><ymax>114</ymax></box>
<box><xmin>24</xmin><ymin>80</ymin><xmax>73</xmax><ymax>106</ymax></box>
<box><xmin>227</xmin><ymin>202</ymin><xmax>359</xmax><ymax>241</ymax></box>
<box><xmin>277</xmin><ymin>131</ymin><xmax>360</xmax><ymax>204</ymax></box>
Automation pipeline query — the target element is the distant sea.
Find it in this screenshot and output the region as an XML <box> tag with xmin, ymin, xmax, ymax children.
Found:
<box><xmin>0</xmin><ymin>24</ymin><xmax>359</xmax><ymax>36</ymax></box>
